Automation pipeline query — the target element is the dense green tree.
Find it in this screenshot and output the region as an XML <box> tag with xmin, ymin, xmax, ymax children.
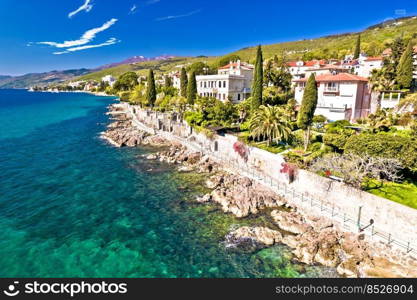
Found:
<box><xmin>146</xmin><ymin>69</ymin><xmax>157</xmax><ymax>107</ymax></box>
<box><xmin>263</xmin><ymin>57</ymin><xmax>292</xmax><ymax>91</ymax></box>
<box><xmin>130</xmin><ymin>84</ymin><xmax>147</xmax><ymax>106</ymax></box>
<box><xmin>187</xmin><ymin>61</ymin><xmax>212</xmax><ymax>75</ymax></box>
<box><xmin>180</xmin><ymin>68</ymin><xmax>188</xmax><ymax>97</ymax></box>
<box><xmin>345</xmin><ymin>134</ymin><xmax>417</xmax><ymax>172</ymax></box>
<box><xmin>113</xmin><ymin>72</ymin><xmax>138</xmax><ymax>91</ymax></box>
<box><xmin>353</xmin><ymin>34</ymin><xmax>361</xmax><ymax>59</ymax></box>
<box><xmin>216</xmin><ymin>54</ymin><xmax>241</xmax><ymax>68</ymax></box>
<box><xmin>184</xmin><ymin>97</ymin><xmax>238</xmax><ymax>128</ymax></box>
<box><xmin>251</xmin><ymin>45</ymin><xmax>264</xmax><ymax>110</ymax></box>
<box><xmin>396</xmin><ymin>40</ymin><xmax>414</xmax><ymax>89</ymax></box>
<box><xmin>187</xmin><ymin>71</ymin><xmax>197</xmax><ymax>105</ymax></box>
<box><xmin>249</xmin><ymin>105</ymin><xmax>292</xmax><ymax>146</ymax></box>
<box><xmin>391</xmin><ymin>37</ymin><xmax>405</xmax><ymax>66</ymax></box>
<box><xmin>164</xmin><ymin>75</ymin><xmax>172</xmax><ymax>87</ymax></box>
<box><xmin>297</xmin><ymin>74</ymin><xmax>318</xmax><ymax>150</ymax></box>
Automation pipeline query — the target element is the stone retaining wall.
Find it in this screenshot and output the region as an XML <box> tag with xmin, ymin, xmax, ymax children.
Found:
<box><xmin>128</xmin><ymin>104</ymin><xmax>417</xmax><ymax>251</ymax></box>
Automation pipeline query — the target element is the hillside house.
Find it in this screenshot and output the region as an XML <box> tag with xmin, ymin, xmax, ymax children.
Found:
<box><xmin>286</xmin><ymin>60</ymin><xmax>327</xmax><ymax>80</ymax></box>
<box><xmin>101</xmin><ymin>75</ymin><xmax>116</xmax><ymax>87</ymax></box>
<box><xmin>294</xmin><ymin>73</ymin><xmax>370</xmax><ymax>122</ymax></box>
<box><xmin>196</xmin><ymin>60</ymin><xmax>254</xmax><ymax>103</ymax></box>
<box><xmin>356</xmin><ymin>56</ymin><xmax>384</xmax><ymax>77</ymax></box>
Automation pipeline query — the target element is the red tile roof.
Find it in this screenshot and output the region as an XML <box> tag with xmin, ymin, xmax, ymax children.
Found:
<box><xmin>365</xmin><ymin>56</ymin><xmax>383</xmax><ymax>62</ymax></box>
<box><xmin>294</xmin><ymin>73</ymin><xmax>368</xmax><ymax>83</ymax></box>
<box><xmin>286</xmin><ymin>59</ymin><xmax>327</xmax><ymax>67</ymax></box>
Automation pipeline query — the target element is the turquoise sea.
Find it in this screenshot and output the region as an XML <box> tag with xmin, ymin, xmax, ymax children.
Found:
<box><xmin>0</xmin><ymin>89</ymin><xmax>330</xmax><ymax>278</ymax></box>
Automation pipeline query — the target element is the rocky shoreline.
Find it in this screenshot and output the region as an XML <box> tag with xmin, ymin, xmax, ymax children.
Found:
<box><xmin>102</xmin><ymin>103</ymin><xmax>417</xmax><ymax>278</ymax></box>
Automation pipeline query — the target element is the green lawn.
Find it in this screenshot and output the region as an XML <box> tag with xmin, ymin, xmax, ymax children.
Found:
<box><xmin>237</xmin><ymin>131</ymin><xmax>287</xmax><ymax>154</ymax></box>
<box><xmin>365</xmin><ymin>180</ymin><xmax>417</xmax><ymax>209</ymax></box>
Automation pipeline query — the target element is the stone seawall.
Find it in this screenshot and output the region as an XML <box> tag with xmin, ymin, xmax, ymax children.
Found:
<box><xmin>124</xmin><ymin>103</ymin><xmax>417</xmax><ymax>256</ymax></box>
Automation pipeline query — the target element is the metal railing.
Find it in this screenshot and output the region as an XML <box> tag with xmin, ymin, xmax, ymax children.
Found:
<box><xmin>126</xmin><ymin>105</ymin><xmax>416</xmax><ymax>255</ymax></box>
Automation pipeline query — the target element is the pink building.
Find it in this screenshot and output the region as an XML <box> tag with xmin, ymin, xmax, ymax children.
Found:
<box><xmin>294</xmin><ymin>73</ymin><xmax>371</xmax><ymax>122</ymax></box>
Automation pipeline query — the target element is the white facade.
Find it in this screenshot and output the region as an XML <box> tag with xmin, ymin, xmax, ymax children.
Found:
<box><xmin>287</xmin><ymin>60</ymin><xmax>325</xmax><ymax>80</ymax></box>
<box><xmin>356</xmin><ymin>57</ymin><xmax>384</xmax><ymax>78</ymax></box>
<box><xmin>102</xmin><ymin>75</ymin><xmax>116</xmax><ymax>87</ymax></box>
<box><xmin>294</xmin><ymin>73</ymin><xmax>370</xmax><ymax>122</ymax></box>
<box><xmin>196</xmin><ymin>60</ymin><xmax>253</xmax><ymax>103</ymax></box>
<box><xmin>170</xmin><ymin>72</ymin><xmax>181</xmax><ymax>90</ymax></box>
<box><xmin>68</xmin><ymin>81</ymin><xmax>84</xmax><ymax>88</ymax></box>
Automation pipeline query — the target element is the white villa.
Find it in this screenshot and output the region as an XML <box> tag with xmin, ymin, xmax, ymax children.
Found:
<box><xmin>102</xmin><ymin>75</ymin><xmax>116</xmax><ymax>87</ymax></box>
<box><xmin>170</xmin><ymin>71</ymin><xmax>181</xmax><ymax>90</ymax></box>
<box><xmin>287</xmin><ymin>60</ymin><xmax>327</xmax><ymax>80</ymax></box>
<box><xmin>294</xmin><ymin>73</ymin><xmax>371</xmax><ymax>122</ymax></box>
<box><xmin>196</xmin><ymin>60</ymin><xmax>254</xmax><ymax>103</ymax></box>
<box><xmin>355</xmin><ymin>56</ymin><xmax>384</xmax><ymax>78</ymax></box>
<box><xmin>68</xmin><ymin>81</ymin><xmax>84</xmax><ymax>89</ymax></box>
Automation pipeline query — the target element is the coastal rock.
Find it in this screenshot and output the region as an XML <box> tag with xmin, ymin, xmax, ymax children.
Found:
<box><xmin>196</xmin><ymin>194</ymin><xmax>212</xmax><ymax>203</ymax></box>
<box><xmin>209</xmin><ymin>174</ymin><xmax>287</xmax><ymax>218</ymax></box>
<box><xmin>271</xmin><ymin>210</ymin><xmax>312</xmax><ymax>235</ymax></box>
<box><xmin>225</xmin><ymin>226</ymin><xmax>282</xmax><ymax>252</ymax></box>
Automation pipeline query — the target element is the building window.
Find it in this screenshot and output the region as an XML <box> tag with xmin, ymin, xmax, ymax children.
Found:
<box><xmin>223</xmin><ymin>81</ymin><xmax>226</xmax><ymax>88</ymax></box>
<box><xmin>237</xmin><ymin>94</ymin><xmax>241</xmax><ymax>101</ymax></box>
<box><xmin>325</xmin><ymin>82</ymin><xmax>338</xmax><ymax>92</ymax></box>
<box><xmin>204</xmin><ymin>82</ymin><xmax>207</xmax><ymax>88</ymax></box>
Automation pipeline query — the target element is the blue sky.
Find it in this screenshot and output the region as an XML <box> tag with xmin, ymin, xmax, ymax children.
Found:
<box><xmin>0</xmin><ymin>0</ymin><xmax>416</xmax><ymax>75</ymax></box>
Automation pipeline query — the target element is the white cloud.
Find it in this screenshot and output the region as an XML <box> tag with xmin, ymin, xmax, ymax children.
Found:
<box><xmin>155</xmin><ymin>9</ymin><xmax>201</xmax><ymax>21</ymax></box>
<box><xmin>36</xmin><ymin>18</ymin><xmax>118</xmax><ymax>48</ymax></box>
<box><xmin>68</xmin><ymin>0</ymin><xmax>94</xmax><ymax>18</ymax></box>
<box><xmin>53</xmin><ymin>38</ymin><xmax>120</xmax><ymax>55</ymax></box>
<box><xmin>129</xmin><ymin>4</ymin><xmax>137</xmax><ymax>15</ymax></box>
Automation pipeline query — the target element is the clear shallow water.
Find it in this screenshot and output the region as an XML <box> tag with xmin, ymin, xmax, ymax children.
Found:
<box><xmin>0</xmin><ymin>90</ymin><xmax>330</xmax><ymax>278</ymax></box>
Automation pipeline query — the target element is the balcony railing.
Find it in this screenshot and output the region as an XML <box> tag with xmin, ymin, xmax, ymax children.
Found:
<box><xmin>324</xmin><ymin>87</ymin><xmax>339</xmax><ymax>92</ymax></box>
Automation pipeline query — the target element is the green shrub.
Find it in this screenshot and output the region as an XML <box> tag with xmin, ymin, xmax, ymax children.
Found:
<box><xmin>118</xmin><ymin>91</ymin><xmax>131</xmax><ymax>101</ymax></box>
<box><xmin>325</xmin><ymin>120</ymin><xmax>352</xmax><ymax>133</ymax></box>
<box><xmin>313</xmin><ymin>115</ymin><xmax>327</xmax><ymax>123</ymax></box>
<box><xmin>345</xmin><ymin>134</ymin><xmax>417</xmax><ymax>171</ymax></box>
<box><xmin>323</xmin><ymin>133</ymin><xmax>350</xmax><ymax>151</ymax></box>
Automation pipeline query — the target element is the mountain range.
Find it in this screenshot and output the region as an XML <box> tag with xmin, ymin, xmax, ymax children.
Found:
<box><xmin>0</xmin><ymin>55</ymin><xmax>177</xmax><ymax>89</ymax></box>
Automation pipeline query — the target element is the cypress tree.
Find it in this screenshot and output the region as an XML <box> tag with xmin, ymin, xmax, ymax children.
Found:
<box><xmin>297</xmin><ymin>74</ymin><xmax>318</xmax><ymax>150</ymax></box>
<box><xmin>146</xmin><ymin>69</ymin><xmax>156</xmax><ymax>107</ymax></box>
<box><xmin>353</xmin><ymin>34</ymin><xmax>361</xmax><ymax>59</ymax></box>
<box><xmin>164</xmin><ymin>75</ymin><xmax>172</xmax><ymax>88</ymax></box>
<box><xmin>391</xmin><ymin>37</ymin><xmax>405</xmax><ymax>66</ymax></box>
<box><xmin>180</xmin><ymin>68</ymin><xmax>188</xmax><ymax>97</ymax></box>
<box><xmin>187</xmin><ymin>71</ymin><xmax>197</xmax><ymax>105</ymax></box>
<box><xmin>251</xmin><ymin>45</ymin><xmax>264</xmax><ymax>110</ymax></box>
<box><xmin>396</xmin><ymin>40</ymin><xmax>414</xmax><ymax>89</ymax></box>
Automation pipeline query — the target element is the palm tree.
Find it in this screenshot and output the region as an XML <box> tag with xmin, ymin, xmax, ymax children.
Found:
<box><xmin>249</xmin><ymin>105</ymin><xmax>292</xmax><ymax>146</ymax></box>
<box><xmin>369</xmin><ymin>68</ymin><xmax>394</xmax><ymax>112</ymax></box>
